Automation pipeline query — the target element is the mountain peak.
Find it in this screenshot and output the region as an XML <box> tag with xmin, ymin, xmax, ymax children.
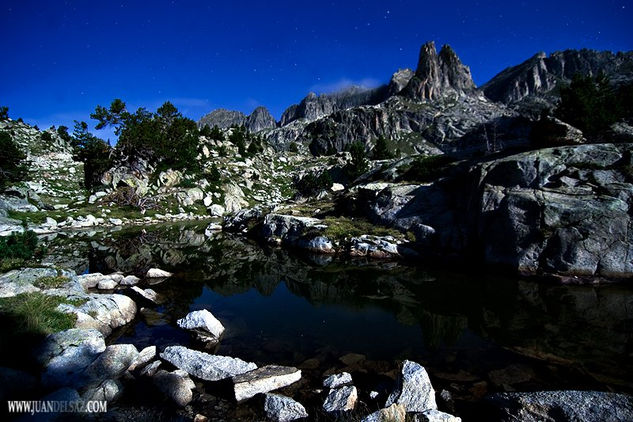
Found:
<box><xmin>404</xmin><ymin>41</ymin><xmax>475</xmax><ymax>100</ymax></box>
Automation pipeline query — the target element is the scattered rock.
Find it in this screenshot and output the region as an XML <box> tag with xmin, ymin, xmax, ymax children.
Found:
<box><xmin>82</xmin><ymin>379</ymin><xmax>123</xmax><ymax>403</ymax></box>
<box><xmin>146</xmin><ymin>268</ymin><xmax>173</xmax><ymax>278</ymax></box>
<box><xmin>120</xmin><ymin>275</ymin><xmax>140</xmax><ymax>286</ymax></box>
<box><xmin>130</xmin><ymin>286</ymin><xmax>160</xmax><ymax>304</ymax></box>
<box><xmin>323</xmin><ymin>372</ymin><xmax>353</xmax><ymax>389</ymax></box>
<box><xmin>486</xmin><ymin>390</ymin><xmax>633</xmax><ymax>422</ymax></box>
<box><xmin>233</xmin><ymin>365</ymin><xmax>302</xmax><ymax>402</ymax></box>
<box><xmin>152</xmin><ymin>369</ymin><xmax>196</xmax><ymax>406</ymax></box>
<box><xmin>140</xmin><ymin>360</ymin><xmax>162</xmax><ymax>377</ymax></box>
<box><xmin>323</xmin><ymin>385</ymin><xmax>358</xmax><ymax>412</ymax></box>
<box><xmin>38</xmin><ymin>329</ymin><xmax>106</xmax><ymax>388</ymax></box>
<box><xmin>97</xmin><ymin>277</ymin><xmax>118</xmax><ymax>290</ymax></box>
<box><xmin>128</xmin><ymin>346</ymin><xmax>157</xmax><ymax>371</ymax></box>
<box><xmin>264</xmin><ymin>393</ymin><xmax>309</xmax><ymax>422</ymax></box>
<box><xmin>362</xmin><ymin>403</ymin><xmax>406</xmax><ymax>422</ymax></box>
<box><xmin>387</xmin><ymin>360</ymin><xmax>437</xmax><ymax>412</ymax></box>
<box><xmin>177</xmin><ymin>309</ymin><xmax>225</xmax><ymax>344</ymax></box>
<box><xmin>413</xmin><ymin>409</ymin><xmax>462</xmax><ymax>422</ymax></box>
<box><xmin>160</xmin><ymin>345</ymin><xmax>257</xmax><ymax>381</ymax></box>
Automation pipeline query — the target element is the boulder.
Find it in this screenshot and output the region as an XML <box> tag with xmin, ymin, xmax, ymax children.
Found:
<box><xmin>177</xmin><ymin>309</ymin><xmax>225</xmax><ymax>344</ymax></box>
<box><xmin>120</xmin><ymin>275</ymin><xmax>140</xmax><ymax>286</ymax></box>
<box><xmin>128</xmin><ymin>346</ymin><xmax>157</xmax><ymax>371</ymax></box>
<box><xmin>209</xmin><ymin>204</ymin><xmax>225</xmax><ymax>217</ymax></box>
<box><xmin>69</xmin><ymin>294</ymin><xmax>137</xmax><ymax>336</ymax></box>
<box><xmin>362</xmin><ymin>403</ymin><xmax>406</xmax><ymax>422</ymax></box>
<box><xmin>129</xmin><ymin>286</ymin><xmax>159</xmax><ymax>305</ymax></box>
<box><xmin>146</xmin><ymin>268</ymin><xmax>173</xmax><ymax>278</ymax></box>
<box><xmin>152</xmin><ymin>369</ymin><xmax>196</xmax><ymax>406</ymax></box>
<box><xmin>486</xmin><ymin>390</ymin><xmax>633</xmax><ymax>422</ymax></box>
<box><xmin>323</xmin><ymin>372</ymin><xmax>353</xmax><ymax>389</ymax></box>
<box><xmin>97</xmin><ymin>278</ymin><xmax>118</xmax><ymax>290</ymax></box>
<box><xmin>160</xmin><ymin>346</ymin><xmax>257</xmax><ymax>381</ymax></box>
<box><xmin>233</xmin><ymin>365</ymin><xmax>302</xmax><ymax>402</ymax></box>
<box><xmin>38</xmin><ymin>329</ymin><xmax>106</xmax><ymax>388</ymax></box>
<box><xmin>158</xmin><ymin>169</ymin><xmax>182</xmax><ymax>188</ymax></box>
<box><xmin>140</xmin><ymin>360</ymin><xmax>162</xmax><ymax>377</ymax></box>
<box><xmin>82</xmin><ymin>379</ymin><xmax>122</xmax><ymax>403</ymax></box>
<box><xmin>413</xmin><ymin>409</ymin><xmax>462</xmax><ymax>422</ymax></box>
<box><xmin>265</xmin><ymin>393</ymin><xmax>309</xmax><ymax>422</ymax></box>
<box><xmin>323</xmin><ymin>385</ymin><xmax>358</xmax><ymax>412</ymax></box>
<box><xmin>84</xmin><ymin>344</ymin><xmax>139</xmax><ymax>382</ymax></box>
<box><xmin>386</xmin><ymin>360</ymin><xmax>437</xmax><ymax>413</ymax></box>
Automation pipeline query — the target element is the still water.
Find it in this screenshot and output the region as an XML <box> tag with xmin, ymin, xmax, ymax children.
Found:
<box><xmin>42</xmin><ymin>222</ymin><xmax>633</xmax><ymax>417</ymax></box>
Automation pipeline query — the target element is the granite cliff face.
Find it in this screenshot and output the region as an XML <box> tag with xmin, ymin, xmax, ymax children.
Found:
<box><xmin>482</xmin><ymin>49</ymin><xmax>633</xmax><ymax>104</ymax></box>
<box><xmin>198</xmin><ymin>106</ymin><xmax>276</xmax><ymax>133</ymax></box>
<box><xmin>402</xmin><ymin>42</ymin><xmax>477</xmax><ymax>101</ymax></box>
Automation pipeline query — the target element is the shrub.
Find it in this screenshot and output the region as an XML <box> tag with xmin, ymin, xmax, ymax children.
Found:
<box><xmin>295</xmin><ymin>171</ymin><xmax>333</xmax><ymax>196</ymax></box>
<box><xmin>400</xmin><ymin>155</ymin><xmax>455</xmax><ymax>182</ymax></box>
<box><xmin>40</xmin><ymin>132</ymin><xmax>53</xmax><ymax>142</ymax></box>
<box><xmin>555</xmin><ymin>74</ymin><xmax>633</xmax><ymax>137</ymax></box>
<box><xmin>105</xmin><ymin>186</ymin><xmax>156</xmax><ymax>210</ymax></box>
<box><xmin>71</xmin><ymin>121</ymin><xmax>113</xmax><ymax>190</ymax></box>
<box><xmin>0</xmin><ymin>229</ymin><xmax>39</xmax><ymax>261</ymax></box>
<box><xmin>91</xmin><ymin>99</ymin><xmax>200</xmax><ymax>171</ymax></box>
<box><xmin>345</xmin><ymin>141</ymin><xmax>368</xmax><ymax>179</ymax></box>
<box><xmin>288</xmin><ymin>142</ymin><xmax>299</xmax><ymax>153</ymax></box>
<box><xmin>372</xmin><ymin>136</ymin><xmax>395</xmax><ymax>160</ymax></box>
<box><xmin>0</xmin><ymin>131</ymin><xmax>27</xmax><ymax>189</ymax></box>
<box><xmin>0</xmin><ymin>106</ymin><xmax>8</xmax><ymax>120</ymax></box>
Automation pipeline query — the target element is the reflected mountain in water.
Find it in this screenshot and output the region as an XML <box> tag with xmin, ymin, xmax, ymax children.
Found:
<box><xmin>42</xmin><ymin>223</ymin><xmax>633</xmax><ymax>395</ymax></box>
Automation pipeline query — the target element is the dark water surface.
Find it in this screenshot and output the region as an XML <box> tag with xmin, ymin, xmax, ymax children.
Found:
<box><xmin>42</xmin><ymin>222</ymin><xmax>633</xmax><ymax>418</ymax></box>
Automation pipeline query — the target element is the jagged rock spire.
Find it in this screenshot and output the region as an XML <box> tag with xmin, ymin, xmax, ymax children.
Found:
<box><xmin>403</xmin><ymin>41</ymin><xmax>476</xmax><ymax>100</ymax></box>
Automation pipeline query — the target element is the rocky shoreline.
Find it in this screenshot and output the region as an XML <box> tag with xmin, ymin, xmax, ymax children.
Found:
<box><xmin>1</xmin><ymin>264</ymin><xmax>632</xmax><ymax>421</ymax></box>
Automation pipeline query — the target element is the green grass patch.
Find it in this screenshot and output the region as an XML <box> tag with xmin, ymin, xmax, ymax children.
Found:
<box><xmin>34</xmin><ymin>276</ymin><xmax>70</xmax><ymax>289</ymax></box>
<box><xmin>322</xmin><ymin>217</ymin><xmax>403</xmax><ymax>241</ymax></box>
<box><xmin>0</xmin><ymin>292</ymin><xmax>77</xmax><ymax>336</ymax></box>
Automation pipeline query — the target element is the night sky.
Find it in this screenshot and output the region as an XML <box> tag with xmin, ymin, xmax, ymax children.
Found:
<box><xmin>1</xmin><ymin>0</ymin><xmax>631</xmax><ymax>142</ymax></box>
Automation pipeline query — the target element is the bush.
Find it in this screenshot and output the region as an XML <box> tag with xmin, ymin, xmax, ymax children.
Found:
<box><xmin>91</xmin><ymin>99</ymin><xmax>200</xmax><ymax>171</ymax></box>
<box><xmin>400</xmin><ymin>155</ymin><xmax>455</xmax><ymax>182</ymax></box>
<box><xmin>288</xmin><ymin>142</ymin><xmax>299</xmax><ymax>153</ymax></box>
<box><xmin>205</xmin><ymin>165</ymin><xmax>222</xmax><ymax>182</ymax></box>
<box><xmin>555</xmin><ymin>74</ymin><xmax>633</xmax><ymax>137</ymax></box>
<box><xmin>0</xmin><ymin>131</ymin><xmax>27</xmax><ymax>189</ymax></box>
<box><xmin>345</xmin><ymin>141</ymin><xmax>368</xmax><ymax>179</ymax></box>
<box><xmin>0</xmin><ymin>106</ymin><xmax>8</xmax><ymax>120</ymax></box>
<box><xmin>40</xmin><ymin>132</ymin><xmax>53</xmax><ymax>142</ymax></box>
<box><xmin>104</xmin><ymin>186</ymin><xmax>155</xmax><ymax>210</ymax></box>
<box><xmin>71</xmin><ymin>121</ymin><xmax>113</xmax><ymax>190</ymax></box>
<box><xmin>0</xmin><ymin>229</ymin><xmax>39</xmax><ymax>270</ymax></box>
<box><xmin>295</xmin><ymin>171</ymin><xmax>333</xmax><ymax>196</ymax></box>
<box><xmin>372</xmin><ymin>136</ymin><xmax>395</xmax><ymax>160</ymax></box>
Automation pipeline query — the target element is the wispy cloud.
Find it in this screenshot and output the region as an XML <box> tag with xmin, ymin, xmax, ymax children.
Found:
<box><xmin>309</xmin><ymin>77</ymin><xmax>381</xmax><ymax>94</ymax></box>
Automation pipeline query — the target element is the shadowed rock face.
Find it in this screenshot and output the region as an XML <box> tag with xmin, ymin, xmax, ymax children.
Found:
<box><xmin>482</xmin><ymin>49</ymin><xmax>633</xmax><ymax>104</ymax></box>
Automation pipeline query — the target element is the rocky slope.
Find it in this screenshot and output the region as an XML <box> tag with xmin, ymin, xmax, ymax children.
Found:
<box><xmin>0</xmin><ymin>119</ymin><xmax>84</xmax><ymax>213</ymax></box>
<box><xmin>199</xmin><ymin>42</ymin><xmax>631</xmax><ymax>158</ymax></box>
<box><xmin>482</xmin><ymin>49</ymin><xmax>633</xmax><ymax>105</ymax></box>
<box><xmin>198</xmin><ymin>106</ymin><xmax>277</xmax><ymax>132</ymax></box>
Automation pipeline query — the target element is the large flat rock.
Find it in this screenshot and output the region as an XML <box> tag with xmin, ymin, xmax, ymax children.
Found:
<box><xmin>232</xmin><ymin>365</ymin><xmax>302</xmax><ymax>402</ymax></box>
<box><xmin>160</xmin><ymin>345</ymin><xmax>256</xmax><ymax>381</ymax></box>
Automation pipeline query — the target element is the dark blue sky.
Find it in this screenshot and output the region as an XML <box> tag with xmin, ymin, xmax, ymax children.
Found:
<box><xmin>1</xmin><ymin>0</ymin><xmax>631</xmax><ymax>142</ymax></box>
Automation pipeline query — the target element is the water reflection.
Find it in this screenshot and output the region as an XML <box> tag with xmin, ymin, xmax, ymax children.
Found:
<box><xmin>42</xmin><ymin>223</ymin><xmax>633</xmax><ymax>395</ymax></box>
